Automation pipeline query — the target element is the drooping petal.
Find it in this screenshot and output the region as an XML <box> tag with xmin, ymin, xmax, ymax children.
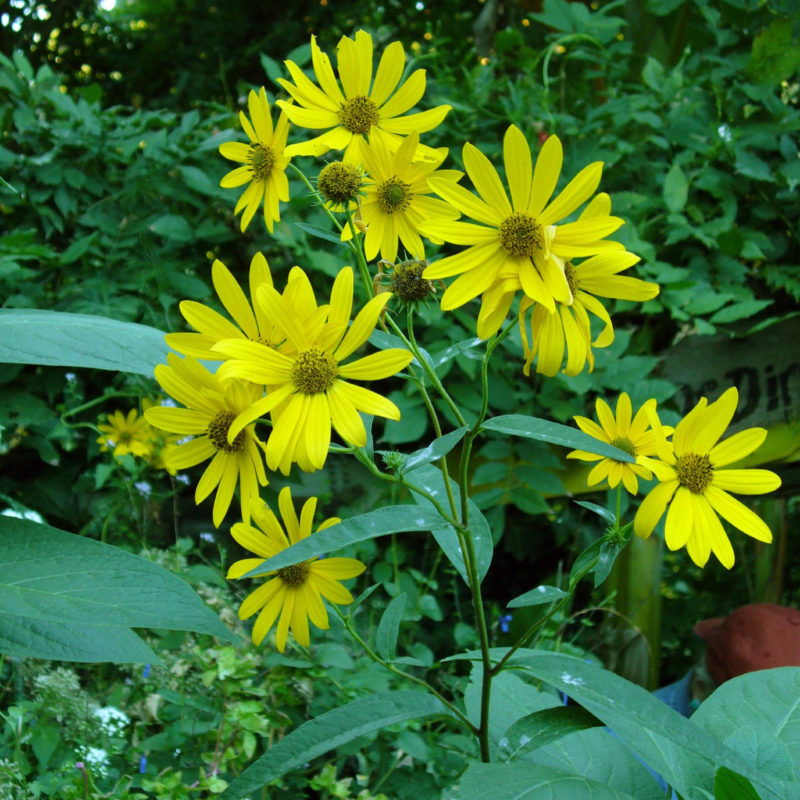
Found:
<box><xmin>634</xmin><ymin>479</ymin><xmax>678</xmax><ymax>539</ymax></box>
<box><xmin>704</xmin><ymin>485</ymin><xmax>773</xmax><ymax>542</ymax></box>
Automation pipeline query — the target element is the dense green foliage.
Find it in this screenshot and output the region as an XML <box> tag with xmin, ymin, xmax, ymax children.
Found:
<box><xmin>1</xmin><ymin>0</ymin><xmax>799</xmax><ymax>796</ymax></box>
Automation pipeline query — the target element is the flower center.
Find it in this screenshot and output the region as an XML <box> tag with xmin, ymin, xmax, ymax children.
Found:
<box><xmin>377</xmin><ymin>176</ymin><xmax>411</xmax><ymax>214</ymax></box>
<box><xmin>292</xmin><ymin>348</ymin><xmax>338</xmax><ymax>394</ymax></box>
<box><xmin>277</xmin><ymin>562</ymin><xmax>310</xmax><ymax>587</ymax></box>
<box><xmin>391</xmin><ymin>259</ymin><xmax>433</xmax><ymax>301</ymax></box>
<box><xmin>119</xmin><ymin>431</ymin><xmax>133</xmax><ymax>444</ymax></box>
<box><xmin>339</xmin><ymin>96</ymin><xmax>380</xmax><ymax>135</ymax></box>
<box><xmin>207</xmin><ymin>410</ymin><xmax>247</xmax><ymax>453</ymax></box>
<box><xmin>498</xmin><ymin>212</ymin><xmax>543</xmax><ymax>258</ymax></box>
<box><xmin>610</xmin><ymin>436</ymin><xmax>636</xmax><ymax>459</ymax></box>
<box><xmin>676</xmin><ymin>453</ymin><xmax>714</xmax><ymax>494</ymax></box>
<box><xmin>565</xmin><ymin>261</ymin><xmax>579</xmax><ymax>295</ymax></box>
<box><xmin>318</xmin><ymin>161</ymin><xmax>362</xmax><ymax>204</ymax></box>
<box><xmin>248</xmin><ymin>143</ymin><xmax>275</xmax><ymax>181</ymax></box>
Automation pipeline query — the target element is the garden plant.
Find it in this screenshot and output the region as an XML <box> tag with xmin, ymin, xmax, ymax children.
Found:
<box><xmin>1</xmin><ymin>1</ymin><xmax>799</xmax><ymax>798</ymax></box>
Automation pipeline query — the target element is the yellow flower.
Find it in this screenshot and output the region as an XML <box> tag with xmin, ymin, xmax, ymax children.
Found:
<box><xmin>213</xmin><ymin>266</ymin><xmax>413</xmax><ymax>475</ymax></box>
<box><xmin>634</xmin><ymin>387</ymin><xmax>781</xmax><ymax>569</ymax></box>
<box><xmin>276</xmin><ymin>30</ymin><xmax>451</xmax><ymax>163</ymax></box>
<box><xmin>145</xmin><ymin>354</ymin><xmax>269</xmax><ymax>527</ymax></box>
<box><xmin>519</xmin><ymin>194</ymin><xmax>659</xmax><ymax>376</ymax></box>
<box><xmin>97</xmin><ymin>409</ymin><xmax>152</xmax><ymax>459</ymax></box>
<box><xmin>227</xmin><ymin>486</ymin><xmax>365</xmax><ymax>651</ymax></box>
<box><xmin>219</xmin><ymin>87</ymin><xmax>291</xmax><ymax>232</ymax></box>
<box><xmin>340</xmin><ymin>131</ymin><xmax>461</xmax><ymax>262</ymax></box>
<box><xmin>421</xmin><ymin>126</ymin><xmax>625</xmax><ymax>340</ymax></box>
<box><xmin>567</xmin><ymin>393</ymin><xmax>667</xmax><ymax>495</ymax></box>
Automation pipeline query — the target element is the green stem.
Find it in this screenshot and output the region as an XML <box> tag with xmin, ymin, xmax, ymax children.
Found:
<box><xmin>344</xmin><ymin>207</ymin><xmax>374</xmax><ymax>300</ymax></box>
<box><xmin>334</xmin><ymin>607</ymin><xmax>477</xmax><ymax>734</ymax></box>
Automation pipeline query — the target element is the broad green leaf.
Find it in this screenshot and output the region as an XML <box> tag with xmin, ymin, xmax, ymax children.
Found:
<box><xmin>663</xmin><ymin>163</ymin><xmax>689</xmax><ymax>212</ymax></box>
<box><xmin>500</xmin><ymin>706</ymin><xmax>603</xmax><ymax>761</ymax></box>
<box><xmin>525</xmin><ymin>726</ymin><xmax>667</xmax><ymax>800</ymax></box>
<box><xmin>375</xmin><ymin>593</ymin><xmax>406</xmax><ymax>660</ymax></box>
<box><xmin>459</xmin><ymin>761</ymin><xmax>640</xmax><ymax>800</ymax></box>
<box><xmin>221</xmin><ymin>691</ymin><xmax>452</xmax><ymax>799</ymax></box>
<box><xmin>481</xmin><ymin>415</ymin><xmax>634</xmax><ymax>463</ymax></box>
<box><xmin>0</xmin><ymin>517</ymin><xmax>235</xmax><ymax>664</ymax></box>
<box><xmin>0</xmin><ymin>615</ymin><xmax>157</xmax><ymax>664</ymax></box>
<box><xmin>149</xmin><ymin>213</ymin><xmax>194</xmax><ymax>241</ymax></box>
<box><xmin>0</xmin><ymin>309</ymin><xmax>167</xmax><ymax>376</ymax></box>
<box><xmin>710</xmin><ymin>299</ymin><xmax>772</xmax><ymax>324</ymax></box>
<box><xmin>714</xmin><ymin>767</ymin><xmax>763</xmax><ymax>800</ymax></box>
<box><xmin>402</xmin><ymin>427</ymin><xmax>468</xmax><ymax>472</ymax></box>
<box><xmin>465</xmin><ymin>665</ymin><xmax>560</xmax><ymax>755</ymax></box>
<box><xmin>406</xmin><ymin>464</ymin><xmax>493</xmax><ymax>585</ymax></box>
<box><xmin>692</xmin><ymin>668</ymin><xmax>800</xmax><ymax>785</ymax></box>
<box><xmin>238</xmin><ymin>506</ymin><xmax>442</xmax><ymax>578</ymax></box>
<box><xmin>501</xmin><ymin>650</ymin><xmax>791</xmax><ymax>800</ymax></box>
<box><xmin>508</xmin><ymin>585</ymin><xmax>568</xmax><ymax>609</ymax></box>
<box><xmin>369</xmin><ymin>329</ymin><xmax>432</xmax><ymax>369</ymax></box>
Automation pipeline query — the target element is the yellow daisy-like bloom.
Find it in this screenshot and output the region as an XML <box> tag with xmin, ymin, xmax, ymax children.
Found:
<box><xmin>97</xmin><ymin>409</ymin><xmax>152</xmax><ymax>459</ymax></box>
<box><xmin>634</xmin><ymin>387</ymin><xmax>781</xmax><ymax>569</ymax></box>
<box><xmin>164</xmin><ymin>253</ymin><xmax>326</xmax><ymax>363</ymax></box>
<box><xmin>421</xmin><ymin>126</ymin><xmax>625</xmax><ymax>340</ymax></box>
<box><xmin>567</xmin><ymin>393</ymin><xmax>668</xmax><ymax>495</ymax></box>
<box><xmin>276</xmin><ymin>30</ymin><xmax>451</xmax><ymax>163</ymax></box>
<box><xmin>213</xmin><ymin>266</ymin><xmax>414</xmax><ymax>475</ymax></box>
<box><xmin>227</xmin><ymin>486</ymin><xmax>365</xmax><ymax>651</ymax></box>
<box><xmin>219</xmin><ymin>87</ymin><xmax>291</xmax><ymax>233</ymax></box>
<box><xmin>145</xmin><ymin>354</ymin><xmax>268</xmax><ymax>527</ymax></box>
<box><xmin>340</xmin><ymin>131</ymin><xmax>461</xmax><ymax>262</ymax></box>
<box><xmin>519</xmin><ymin>194</ymin><xmax>659</xmax><ymax>376</ymax></box>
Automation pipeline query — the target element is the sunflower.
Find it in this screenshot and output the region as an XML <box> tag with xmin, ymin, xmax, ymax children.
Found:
<box><xmin>634</xmin><ymin>387</ymin><xmax>781</xmax><ymax>568</ymax></box>
<box><xmin>421</xmin><ymin>126</ymin><xmax>626</xmax><ymax>340</ymax></box>
<box><xmin>276</xmin><ymin>30</ymin><xmax>451</xmax><ymax>163</ymax></box>
<box><xmin>519</xmin><ymin>194</ymin><xmax>658</xmax><ymax>376</ymax></box>
<box><xmin>97</xmin><ymin>408</ymin><xmax>152</xmax><ymax>459</ymax></box>
<box><xmin>219</xmin><ymin>87</ymin><xmax>291</xmax><ymax>233</ymax></box>
<box><xmin>567</xmin><ymin>393</ymin><xmax>669</xmax><ymax>495</ymax></box>
<box><xmin>227</xmin><ymin>486</ymin><xmax>365</xmax><ymax>651</ymax></box>
<box><xmin>145</xmin><ymin>354</ymin><xmax>269</xmax><ymax>527</ymax></box>
<box><xmin>165</xmin><ymin>253</ymin><xmax>325</xmax><ymax>361</ymax></box>
<box><xmin>213</xmin><ymin>266</ymin><xmax>413</xmax><ymax>475</ymax></box>
<box><xmin>340</xmin><ymin>131</ymin><xmax>461</xmax><ymax>262</ymax></box>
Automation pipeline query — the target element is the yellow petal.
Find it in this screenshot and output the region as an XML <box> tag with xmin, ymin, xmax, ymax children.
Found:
<box><xmin>540</xmin><ymin>161</ymin><xmax>603</xmax><ymax>226</ymax></box>
<box><xmin>705</xmin><ymin>485</ymin><xmax>773</xmax><ymax>542</ymax></box>
<box><xmin>529</xmin><ymin>135</ymin><xmax>563</xmax><ymax>218</ymax></box>
<box><xmin>634</xmin><ymin>479</ymin><xmax>678</xmax><ymax>539</ymax></box>
<box><xmin>504</xmin><ymin>125</ymin><xmax>533</xmax><ymax>212</ymax></box>
<box><xmin>712</xmin><ymin>468</ymin><xmax>781</xmax><ymax>494</ymax></box>
<box><xmin>462</xmin><ymin>141</ymin><xmax>512</xmax><ymax>216</ymax></box>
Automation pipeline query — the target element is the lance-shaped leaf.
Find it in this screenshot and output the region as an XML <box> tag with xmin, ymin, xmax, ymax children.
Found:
<box><xmin>0</xmin><ymin>309</ymin><xmax>168</xmax><ymax>376</ymax></box>
<box><xmin>0</xmin><ymin>517</ymin><xmax>235</xmax><ymax>663</ymax></box>
<box><xmin>375</xmin><ymin>593</ymin><xmax>406</xmax><ymax>660</ymax></box>
<box><xmin>369</xmin><ymin>329</ymin><xmax>432</xmax><ymax>369</ymax></box>
<box><xmin>221</xmin><ymin>691</ymin><xmax>454</xmax><ymax>799</ymax></box>
<box><xmin>482</xmin><ymin>415</ymin><xmax>635</xmax><ymax>462</ymax></box>
<box><xmin>499</xmin><ymin>706</ymin><xmax>603</xmax><ymax>761</ymax></box>
<box><xmin>238</xmin><ymin>506</ymin><xmax>442</xmax><ymax>578</ymax></box>
<box><xmin>508</xmin><ymin>585</ymin><xmax>569</xmax><ymax>609</ymax></box>
<box><xmin>406</xmin><ymin>464</ymin><xmax>493</xmax><ymax>585</ymax></box>
<box><xmin>714</xmin><ymin>767</ymin><xmax>764</xmax><ymax>800</ymax></box>
<box><xmin>400</xmin><ymin>426</ymin><xmax>468</xmax><ymax>472</ymax></box>
<box><xmin>431</xmin><ymin>337</ymin><xmax>483</xmax><ymax>367</ymax></box>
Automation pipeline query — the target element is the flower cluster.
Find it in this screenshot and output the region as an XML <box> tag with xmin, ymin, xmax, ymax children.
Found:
<box><xmin>571</xmin><ymin>389</ymin><xmax>781</xmax><ymax>569</ymax></box>
<box><xmin>96</xmin><ymin>401</ymin><xmax>178</xmax><ymax>473</ymax></box>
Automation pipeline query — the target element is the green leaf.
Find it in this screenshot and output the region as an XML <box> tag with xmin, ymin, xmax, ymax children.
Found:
<box><xmin>0</xmin><ymin>615</ymin><xmax>156</xmax><ymax>664</ymax></box>
<box><xmin>0</xmin><ymin>310</ymin><xmax>168</xmax><ymax>376</ymax></box>
<box><xmin>459</xmin><ymin>761</ymin><xmax>640</xmax><ymax>800</ymax></box>
<box><xmin>406</xmin><ymin>464</ymin><xmax>493</xmax><ymax>585</ymax></box>
<box><xmin>574</xmin><ymin>500</ymin><xmax>616</xmax><ymax>525</ymax></box>
<box><xmin>0</xmin><ymin>517</ymin><xmax>235</xmax><ymax>663</ymax></box>
<box><xmin>692</xmin><ymin>668</ymin><xmax>800</xmax><ymax>785</ymax></box>
<box><xmin>500</xmin><ymin>706</ymin><xmax>603</xmax><ymax>761</ymax></box>
<box><xmin>259</xmin><ymin>53</ymin><xmax>284</xmax><ymax>84</ymax></box>
<box><xmin>178</xmin><ymin>165</ymin><xmax>215</xmax><ymax>195</ymax></box>
<box><xmin>714</xmin><ymin>767</ymin><xmax>763</xmax><ymax>800</ymax></box>
<box><xmin>402</xmin><ymin>426</ymin><xmax>468</xmax><ymax>472</ymax></box>
<box><xmin>482</xmin><ymin>415</ymin><xmax>634</xmax><ymax>463</ymax></box>
<box><xmin>663</xmin><ymin>163</ymin><xmax>689</xmax><ymax>213</ymax></box>
<box><xmin>710</xmin><ymin>299</ymin><xmax>772</xmax><ymax>324</ymax></box>
<box><xmin>735</xmin><ymin>150</ymin><xmax>774</xmax><ymax>183</ymax></box>
<box><xmin>431</xmin><ymin>337</ymin><xmax>484</xmax><ymax>367</ymax></box>
<box><xmin>375</xmin><ymin>593</ymin><xmax>406</xmax><ymax>660</ymax></box>
<box><xmin>220</xmin><ymin>691</ymin><xmax>452</xmax><ymax>799</ymax></box>
<box><xmin>641</xmin><ymin>57</ymin><xmax>665</xmax><ymax>90</ymax></box>
<box><xmin>508</xmin><ymin>585</ymin><xmax>568</xmax><ymax>609</ymax></box>
<box><xmin>500</xmin><ymin>650</ymin><xmax>792</xmax><ymax>800</ymax></box>
<box><xmin>747</xmin><ymin>20</ymin><xmax>800</xmax><ymax>84</ymax></box>
<box><xmin>293</xmin><ymin>222</ymin><xmax>343</xmax><ymax>245</ymax></box>
<box><xmin>238</xmin><ymin>506</ymin><xmax>442</xmax><ymax>578</ymax></box>
<box><xmin>149</xmin><ymin>214</ymin><xmax>194</xmax><ymax>241</ymax></box>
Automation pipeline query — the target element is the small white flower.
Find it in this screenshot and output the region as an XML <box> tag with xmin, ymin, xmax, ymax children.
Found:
<box><xmin>93</xmin><ymin>706</ymin><xmax>130</xmax><ymax>736</ymax></box>
<box><xmin>81</xmin><ymin>746</ymin><xmax>110</xmax><ymax>776</ymax></box>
